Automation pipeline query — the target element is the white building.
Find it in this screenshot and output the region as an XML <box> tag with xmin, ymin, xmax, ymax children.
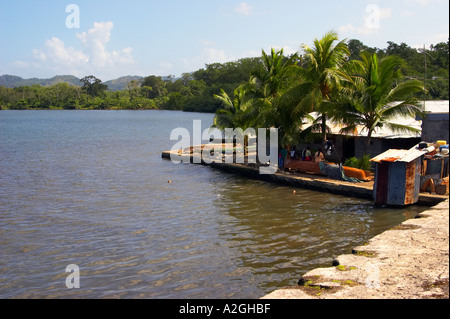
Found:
<box><xmin>300</xmin><ymin>100</ymin><xmax>449</xmax><ymax>161</ymax></box>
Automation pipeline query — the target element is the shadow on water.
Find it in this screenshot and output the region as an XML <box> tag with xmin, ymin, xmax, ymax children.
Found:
<box><xmin>210</xmin><ymin>173</ymin><xmax>429</xmax><ymax>294</ymax></box>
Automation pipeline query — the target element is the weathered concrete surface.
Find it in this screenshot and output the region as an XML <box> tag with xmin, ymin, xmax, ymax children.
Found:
<box><xmin>262</xmin><ymin>200</ymin><xmax>449</xmax><ymax>299</ymax></box>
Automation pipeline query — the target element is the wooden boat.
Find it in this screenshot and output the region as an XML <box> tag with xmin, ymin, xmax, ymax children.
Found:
<box><xmin>284</xmin><ymin>159</ymin><xmax>372</xmax><ymax>181</ymax></box>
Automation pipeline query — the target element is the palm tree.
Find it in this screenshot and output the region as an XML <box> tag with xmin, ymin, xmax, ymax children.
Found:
<box><xmin>213</xmin><ymin>85</ymin><xmax>260</xmax><ymax>159</ymax></box>
<box><xmin>250</xmin><ymin>48</ymin><xmax>299</xmax><ymax>101</ymax></box>
<box><xmin>248</xmin><ymin>48</ymin><xmax>305</xmax><ymax>148</ymax></box>
<box><xmin>295</xmin><ymin>31</ymin><xmax>351</xmax><ymax>144</ymax></box>
<box><xmin>330</xmin><ymin>51</ymin><xmax>425</xmax><ymax>155</ymax></box>
<box><xmin>214</xmin><ymin>48</ymin><xmax>307</xmax><ymax>156</ymax></box>
<box><xmin>213</xmin><ymin>85</ymin><xmax>256</xmax><ymax>130</ymax></box>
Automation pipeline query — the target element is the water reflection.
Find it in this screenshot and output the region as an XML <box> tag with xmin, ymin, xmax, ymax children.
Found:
<box><xmin>0</xmin><ymin>110</ymin><xmax>430</xmax><ymax>299</ymax></box>
<box><xmin>212</xmin><ymin>176</ymin><xmax>427</xmax><ymax>292</ymax></box>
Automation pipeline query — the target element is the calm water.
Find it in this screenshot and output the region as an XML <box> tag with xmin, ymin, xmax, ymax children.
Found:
<box><xmin>0</xmin><ymin>110</ymin><xmax>427</xmax><ymax>299</ymax></box>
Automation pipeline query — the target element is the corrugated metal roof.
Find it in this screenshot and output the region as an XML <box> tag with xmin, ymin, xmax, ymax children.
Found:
<box><xmin>304</xmin><ymin>100</ymin><xmax>449</xmax><ymax>139</ymax></box>
<box><xmin>423</xmin><ymin>100</ymin><xmax>450</xmax><ymax>113</ymax></box>
<box><xmin>371</xmin><ymin>149</ymin><xmax>410</xmax><ymax>162</ymax></box>
<box><xmin>370</xmin><ymin>145</ymin><xmax>431</xmax><ymax>163</ymax></box>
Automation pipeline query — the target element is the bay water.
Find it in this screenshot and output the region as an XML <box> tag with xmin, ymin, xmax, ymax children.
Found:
<box><xmin>0</xmin><ymin>110</ymin><xmax>427</xmax><ymax>298</ymax></box>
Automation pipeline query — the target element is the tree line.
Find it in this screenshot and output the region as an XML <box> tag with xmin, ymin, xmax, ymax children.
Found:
<box><xmin>0</xmin><ymin>37</ymin><xmax>448</xmax><ymax>115</ymax></box>
<box><xmin>0</xmin><ymin>58</ymin><xmax>263</xmax><ymax>111</ymax></box>
<box><xmin>212</xmin><ymin>32</ymin><xmax>449</xmax><ymax>157</ymax></box>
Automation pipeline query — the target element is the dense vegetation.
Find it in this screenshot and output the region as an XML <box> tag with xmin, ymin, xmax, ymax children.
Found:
<box><xmin>211</xmin><ymin>32</ymin><xmax>447</xmax><ymax>156</ymax></box>
<box><xmin>0</xmin><ymin>58</ymin><xmax>263</xmax><ymax>112</ymax></box>
<box><xmin>0</xmin><ymin>37</ymin><xmax>448</xmax><ymax>113</ymax></box>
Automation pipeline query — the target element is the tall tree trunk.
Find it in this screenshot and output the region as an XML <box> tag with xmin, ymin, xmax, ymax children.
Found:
<box><xmin>363</xmin><ymin>130</ymin><xmax>373</xmax><ymax>156</ymax></box>
<box><xmin>321</xmin><ymin>113</ymin><xmax>327</xmax><ymax>143</ymax></box>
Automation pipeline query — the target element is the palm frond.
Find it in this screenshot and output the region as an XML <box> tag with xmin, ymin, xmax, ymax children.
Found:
<box><xmin>384</xmin><ymin>122</ymin><xmax>422</xmax><ymax>135</ymax></box>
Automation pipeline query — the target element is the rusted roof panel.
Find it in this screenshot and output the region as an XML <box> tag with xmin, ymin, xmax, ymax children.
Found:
<box><xmin>371</xmin><ymin>145</ymin><xmax>430</xmax><ymax>163</ymax></box>
<box><xmin>370</xmin><ymin>149</ymin><xmax>409</xmax><ymax>163</ymax></box>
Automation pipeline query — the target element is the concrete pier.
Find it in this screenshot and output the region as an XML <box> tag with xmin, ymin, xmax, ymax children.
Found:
<box><xmin>162</xmin><ymin>150</ymin><xmax>448</xmax><ymax>206</ymax></box>
<box><xmin>262</xmin><ymin>199</ymin><xmax>449</xmax><ymax>299</ymax></box>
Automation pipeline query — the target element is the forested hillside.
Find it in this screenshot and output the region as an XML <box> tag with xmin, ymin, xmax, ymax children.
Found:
<box><xmin>0</xmin><ymin>39</ymin><xmax>448</xmax><ymax>112</ymax></box>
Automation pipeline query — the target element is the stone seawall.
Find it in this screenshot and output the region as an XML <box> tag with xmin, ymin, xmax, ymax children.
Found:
<box><xmin>262</xmin><ymin>199</ymin><xmax>449</xmax><ymax>299</ymax></box>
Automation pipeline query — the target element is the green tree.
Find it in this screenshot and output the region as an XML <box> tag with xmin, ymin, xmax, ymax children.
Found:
<box><xmin>127</xmin><ymin>80</ymin><xmax>141</xmax><ymax>101</ymax></box>
<box><xmin>250</xmin><ymin>48</ymin><xmax>298</xmax><ymax>101</ymax></box>
<box><xmin>296</xmin><ymin>31</ymin><xmax>350</xmax><ymax>144</ymax></box>
<box><xmin>213</xmin><ymin>86</ymin><xmax>256</xmax><ymax>130</ymax></box>
<box><xmin>141</xmin><ymin>75</ymin><xmax>166</xmax><ymax>99</ymax></box>
<box><xmin>331</xmin><ymin>52</ymin><xmax>425</xmax><ymax>155</ymax></box>
<box><xmin>80</xmin><ymin>75</ymin><xmax>108</xmax><ymax>97</ymax></box>
<box><xmin>248</xmin><ymin>48</ymin><xmax>307</xmax><ymax>148</ymax></box>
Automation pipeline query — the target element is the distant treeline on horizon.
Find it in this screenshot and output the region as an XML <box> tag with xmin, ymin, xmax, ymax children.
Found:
<box><xmin>0</xmin><ymin>39</ymin><xmax>448</xmax><ymax>113</ymax></box>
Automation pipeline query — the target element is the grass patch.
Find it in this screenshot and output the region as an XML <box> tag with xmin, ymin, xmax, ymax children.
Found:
<box><xmin>352</xmin><ymin>249</ymin><xmax>377</xmax><ymax>257</ymax></box>
<box><xmin>336</xmin><ymin>265</ymin><xmax>357</xmax><ymax>271</ymax></box>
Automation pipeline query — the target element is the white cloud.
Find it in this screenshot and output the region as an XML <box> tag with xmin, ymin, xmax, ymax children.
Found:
<box><xmin>413</xmin><ymin>31</ymin><xmax>450</xmax><ymax>48</ymax></box>
<box><xmin>339</xmin><ymin>23</ymin><xmax>356</xmax><ymax>33</ymax></box>
<box><xmin>235</xmin><ymin>2</ymin><xmax>253</xmax><ymax>16</ymax></box>
<box><xmin>33</xmin><ymin>37</ymin><xmax>89</xmax><ymax>65</ymax></box>
<box><xmin>203</xmin><ymin>47</ymin><xmax>235</xmax><ymax>64</ymax></box>
<box><xmin>15</xmin><ymin>21</ymin><xmax>135</xmax><ymax>80</ymax></box>
<box><xmin>242</xmin><ymin>49</ymin><xmax>261</xmax><ymax>58</ymax></box>
<box><xmin>338</xmin><ymin>23</ymin><xmax>377</xmax><ymax>36</ymax></box>
<box><xmin>76</xmin><ymin>22</ymin><xmax>134</xmax><ymax>68</ymax></box>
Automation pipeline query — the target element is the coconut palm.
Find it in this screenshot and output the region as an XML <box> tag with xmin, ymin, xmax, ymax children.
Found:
<box><xmin>329</xmin><ymin>51</ymin><xmax>425</xmax><ymax>155</ymax></box>
<box><xmin>292</xmin><ymin>31</ymin><xmax>351</xmax><ymax>144</ymax></box>
<box><xmin>250</xmin><ymin>48</ymin><xmax>299</xmax><ymax>101</ymax></box>
<box><xmin>248</xmin><ymin>48</ymin><xmax>306</xmax><ymax>148</ymax></box>
<box><xmin>213</xmin><ymin>85</ymin><xmax>256</xmax><ymax>130</ymax></box>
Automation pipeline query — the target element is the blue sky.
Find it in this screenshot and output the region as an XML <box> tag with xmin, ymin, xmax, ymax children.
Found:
<box><xmin>0</xmin><ymin>0</ymin><xmax>448</xmax><ymax>81</ymax></box>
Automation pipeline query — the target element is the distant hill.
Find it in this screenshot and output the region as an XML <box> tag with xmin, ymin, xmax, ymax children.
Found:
<box><xmin>103</xmin><ymin>76</ymin><xmax>144</xmax><ymax>91</ymax></box>
<box><xmin>0</xmin><ymin>74</ymin><xmax>178</xmax><ymax>91</ymax></box>
<box><xmin>0</xmin><ymin>74</ymin><xmax>151</xmax><ymax>91</ymax></box>
<box><xmin>104</xmin><ymin>76</ymin><xmax>176</xmax><ymax>90</ymax></box>
<box><xmin>0</xmin><ymin>75</ymin><xmax>81</xmax><ymax>88</ymax></box>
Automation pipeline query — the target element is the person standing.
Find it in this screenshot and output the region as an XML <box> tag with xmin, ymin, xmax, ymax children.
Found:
<box><xmin>279</xmin><ymin>147</ymin><xmax>288</xmax><ymax>169</ymax></box>
<box><xmin>290</xmin><ymin>146</ymin><xmax>296</xmax><ymax>159</ymax></box>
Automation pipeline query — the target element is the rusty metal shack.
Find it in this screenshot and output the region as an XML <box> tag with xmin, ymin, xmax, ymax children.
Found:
<box><xmin>371</xmin><ymin>145</ymin><xmax>433</xmax><ymax>206</ymax></box>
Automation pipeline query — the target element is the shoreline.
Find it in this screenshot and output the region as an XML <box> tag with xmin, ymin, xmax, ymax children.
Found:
<box><xmin>161</xmin><ymin>150</ymin><xmax>448</xmax><ymax>206</ymax></box>
<box><xmin>262</xmin><ymin>199</ymin><xmax>449</xmax><ymax>299</ymax></box>
<box><xmin>162</xmin><ymin>149</ymin><xmax>449</xmax><ymax>299</ymax></box>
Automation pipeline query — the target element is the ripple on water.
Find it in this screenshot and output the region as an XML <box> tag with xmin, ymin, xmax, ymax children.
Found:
<box><xmin>0</xmin><ymin>110</ymin><xmax>429</xmax><ymax>299</ymax></box>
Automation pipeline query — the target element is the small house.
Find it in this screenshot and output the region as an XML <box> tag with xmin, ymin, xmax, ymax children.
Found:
<box><xmin>370</xmin><ymin>145</ymin><xmax>432</xmax><ymax>206</ymax></box>
<box><xmin>296</xmin><ymin>101</ymin><xmax>449</xmax><ymax>163</ymax></box>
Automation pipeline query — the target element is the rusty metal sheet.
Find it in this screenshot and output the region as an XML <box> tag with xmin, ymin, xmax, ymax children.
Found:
<box><xmin>404</xmin><ymin>160</ymin><xmax>417</xmax><ymax>205</ymax></box>
<box><xmin>371</xmin><ymin>145</ymin><xmax>429</xmax><ymax>163</ymax></box>
<box><xmin>371</xmin><ymin>149</ymin><xmax>409</xmax><ymax>163</ymax></box>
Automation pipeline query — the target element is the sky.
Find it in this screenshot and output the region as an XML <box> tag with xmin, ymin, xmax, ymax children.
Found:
<box><xmin>0</xmin><ymin>0</ymin><xmax>448</xmax><ymax>81</ymax></box>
